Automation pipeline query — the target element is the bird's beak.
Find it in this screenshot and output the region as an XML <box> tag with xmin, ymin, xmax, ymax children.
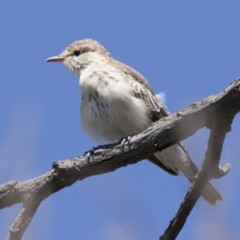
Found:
<box><xmin>46</xmin><ymin>56</ymin><xmax>65</xmax><ymax>62</ymax></box>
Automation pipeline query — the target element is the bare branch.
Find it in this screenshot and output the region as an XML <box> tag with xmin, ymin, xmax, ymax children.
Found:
<box><xmin>159</xmin><ymin>117</ymin><xmax>233</xmax><ymax>240</ymax></box>
<box><xmin>6</xmin><ymin>199</ymin><xmax>41</xmax><ymax>240</ymax></box>
<box><xmin>1</xmin><ymin>78</ymin><xmax>240</xmax><ymax>239</ymax></box>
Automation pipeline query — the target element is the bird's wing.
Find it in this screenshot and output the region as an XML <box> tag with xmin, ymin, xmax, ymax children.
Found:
<box><xmin>113</xmin><ymin>59</ymin><xmax>179</xmax><ymax>175</ymax></box>
<box><xmin>112</xmin><ymin>59</ymin><xmax>169</xmax><ymax>121</ymax></box>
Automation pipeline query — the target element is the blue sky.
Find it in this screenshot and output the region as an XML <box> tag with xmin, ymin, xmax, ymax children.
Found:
<box><xmin>0</xmin><ymin>1</ymin><xmax>240</xmax><ymax>239</ymax></box>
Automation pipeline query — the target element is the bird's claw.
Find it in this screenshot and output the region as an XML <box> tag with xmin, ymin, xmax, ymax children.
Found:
<box><xmin>83</xmin><ymin>146</ymin><xmax>99</xmax><ymax>162</ymax></box>
<box><xmin>120</xmin><ymin>135</ymin><xmax>132</xmax><ymax>146</ymax></box>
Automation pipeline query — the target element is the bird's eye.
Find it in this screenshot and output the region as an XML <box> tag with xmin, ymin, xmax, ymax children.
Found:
<box><xmin>73</xmin><ymin>50</ymin><xmax>80</xmax><ymax>56</ymax></box>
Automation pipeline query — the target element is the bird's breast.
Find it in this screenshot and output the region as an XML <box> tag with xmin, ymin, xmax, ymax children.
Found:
<box><xmin>79</xmin><ymin>69</ymin><xmax>152</xmax><ymax>143</ymax></box>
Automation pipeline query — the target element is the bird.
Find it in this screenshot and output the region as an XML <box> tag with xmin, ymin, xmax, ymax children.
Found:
<box><xmin>46</xmin><ymin>38</ymin><xmax>223</xmax><ymax>205</ymax></box>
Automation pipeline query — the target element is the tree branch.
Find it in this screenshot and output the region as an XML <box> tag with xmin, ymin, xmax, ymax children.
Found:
<box><xmin>159</xmin><ymin>118</ymin><xmax>232</xmax><ymax>240</ymax></box>
<box><xmin>1</xmin><ymin>78</ymin><xmax>240</xmax><ymax>240</ymax></box>
<box><xmin>6</xmin><ymin>199</ymin><xmax>41</xmax><ymax>240</ymax></box>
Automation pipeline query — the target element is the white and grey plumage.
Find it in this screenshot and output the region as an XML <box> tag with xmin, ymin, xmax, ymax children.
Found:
<box><xmin>46</xmin><ymin>39</ymin><xmax>223</xmax><ymax>205</ymax></box>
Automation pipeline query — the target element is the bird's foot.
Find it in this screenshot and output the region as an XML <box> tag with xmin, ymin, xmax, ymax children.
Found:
<box><xmin>83</xmin><ymin>146</ymin><xmax>98</xmax><ymax>157</ymax></box>
<box><xmin>120</xmin><ymin>135</ymin><xmax>132</xmax><ymax>146</ymax></box>
<box><xmin>118</xmin><ymin>135</ymin><xmax>133</xmax><ymax>152</ymax></box>
<box><xmin>83</xmin><ymin>146</ymin><xmax>100</xmax><ymax>162</ymax></box>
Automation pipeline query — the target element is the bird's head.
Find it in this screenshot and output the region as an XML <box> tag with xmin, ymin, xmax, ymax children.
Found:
<box><xmin>46</xmin><ymin>39</ymin><xmax>110</xmax><ymax>75</ymax></box>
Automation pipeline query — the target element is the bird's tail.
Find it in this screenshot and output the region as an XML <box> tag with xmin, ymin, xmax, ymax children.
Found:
<box><xmin>151</xmin><ymin>143</ymin><xmax>223</xmax><ymax>205</ymax></box>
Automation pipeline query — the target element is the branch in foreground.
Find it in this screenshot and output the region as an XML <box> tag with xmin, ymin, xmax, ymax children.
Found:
<box><xmin>1</xmin><ymin>78</ymin><xmax>240</xmax><ymax>239</ymax></box>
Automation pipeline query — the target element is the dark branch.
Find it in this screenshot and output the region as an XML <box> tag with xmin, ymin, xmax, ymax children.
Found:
<box><xmin>1</xmin><ymin>78</ymin><xmax>240</xmax><ymax>240</ymax></box>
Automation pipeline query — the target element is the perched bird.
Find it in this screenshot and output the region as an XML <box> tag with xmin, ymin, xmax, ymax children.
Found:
<box><xmin>46</xmin><ymin>39</ymin><xmax>223</xmax><ymax>205</ymax></box>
